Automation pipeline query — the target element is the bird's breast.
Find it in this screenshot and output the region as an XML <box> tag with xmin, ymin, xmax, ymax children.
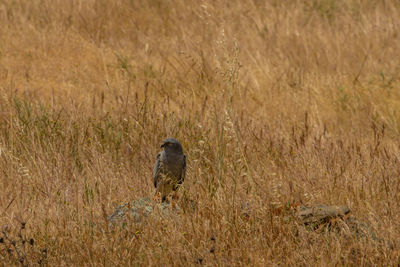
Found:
<box><xmin>161</xmin><ymin>153</ymin><xmax>184</xmax><ymax>178</ymax></box>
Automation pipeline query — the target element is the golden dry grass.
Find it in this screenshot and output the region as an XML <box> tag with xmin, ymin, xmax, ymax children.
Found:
<box><xmin>1</xmin><ymin>0</ymin><xmax>400</xmax><ymax>265</ymax></box>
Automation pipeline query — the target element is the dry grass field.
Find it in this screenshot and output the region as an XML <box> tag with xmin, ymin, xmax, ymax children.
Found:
<box><xmin>1</xmin><ymin>0</ymin><xmax>400</xmax><ymax>265</ymax></box>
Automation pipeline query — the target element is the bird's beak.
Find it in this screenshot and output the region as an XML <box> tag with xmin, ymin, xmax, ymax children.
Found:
<box><xmin>160</xmin><ymin>143</ymin><xmax>166</xmax><ymax>148</ymax></box>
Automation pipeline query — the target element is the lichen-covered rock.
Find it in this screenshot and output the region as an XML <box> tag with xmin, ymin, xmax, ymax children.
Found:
<box><xmin>295</xmin><ymin>204</ymin><xmax>350</xmax><ymax>226</ymax></box>
<box><xmin>292</xmin><ymin>204</ymin><xmax>383</xmax><ymax>244</ymax></box>
<box><xmin>342</xmin><ymin>216</ymin><xmax>380</xmax><ymax>242</ymax></box>
<box><xmin>107</xmin><ymin>197</ymin><xmax>171</xmax><ymax>226</ymax></box>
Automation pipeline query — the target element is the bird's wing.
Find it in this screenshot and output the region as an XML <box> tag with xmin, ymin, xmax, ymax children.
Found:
<box><xmin>178</xmin><ymin>154</ymin><xmax>186</xmax><ymax>185</ymax></box>
<box><xmin>153</xmin><ymin>152</ymin><xmax>162</xmax><ymax>188</ymax></box>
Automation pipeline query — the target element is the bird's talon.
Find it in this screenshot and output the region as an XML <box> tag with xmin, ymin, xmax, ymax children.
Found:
<box><xmin>153</xmin><ymin>193</ymin><xmax>161</xmax><ymax>202</ymax></box>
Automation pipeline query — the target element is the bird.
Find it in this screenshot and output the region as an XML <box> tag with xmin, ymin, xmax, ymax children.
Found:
<box><xmin>153</xmin><ymin>138</ymin><xmax>186</xmax><ymax>202</ymax></box>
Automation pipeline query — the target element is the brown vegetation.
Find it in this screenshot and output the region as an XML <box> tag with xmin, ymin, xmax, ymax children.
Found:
<box><xmin>1</xmin><ymin>0</ymin><xmax>400</xmax><ymax>265</ymax></box>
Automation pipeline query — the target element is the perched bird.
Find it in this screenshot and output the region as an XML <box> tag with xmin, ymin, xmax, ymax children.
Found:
<box><xmin>153</xmin><ymin>138</ymin><xmax>186</xmax><ymax>202</ymax></box>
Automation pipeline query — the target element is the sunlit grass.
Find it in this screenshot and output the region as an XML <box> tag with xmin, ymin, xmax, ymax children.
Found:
<box><xmin>0</xmin><ymin>0</ymin><xmax>400</xmax><ymax>265</ymax></box>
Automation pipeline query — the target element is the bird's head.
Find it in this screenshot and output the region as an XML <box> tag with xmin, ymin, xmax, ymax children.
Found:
<box><xmin>161</xmin><ymin>138</ymin><xmax>183</xmax><ymax>152</ymax></box>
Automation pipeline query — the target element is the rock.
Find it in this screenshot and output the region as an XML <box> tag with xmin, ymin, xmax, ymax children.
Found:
<box><xmin>108</xmin><ymin>199</ymin><xmax>389</xmax><ymax>248</ymax></box>
<box><xmin>295</xmin><ymin>204</ymin><xmax>350</xmax><ymax>226</ymax></box>
<box><xmin>107</xmin><ymin>197</ymin><xmax>171</xmax><ymax>226</ymax></box>
<box><xmin>292</xmin><ymin>204</ymin><xmax>383</xmax><ymax>245</ymax></box>
<box><xmin>343</xmin><ymin>216</ymin><xmax>380</xmax><ymax>242</ymax></box>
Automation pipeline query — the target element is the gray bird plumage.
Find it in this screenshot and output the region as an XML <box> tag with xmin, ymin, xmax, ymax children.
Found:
<box><xmin>153</xmin><ymin>138</ymin><xmax>186</xmax><ymax>202</ymax></box>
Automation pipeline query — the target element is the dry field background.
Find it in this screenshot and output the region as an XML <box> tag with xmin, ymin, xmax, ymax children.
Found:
<box><xmin>1</xmin><ymin>0</ymin><xmax>400</xmax><ymax>265</ymax></box>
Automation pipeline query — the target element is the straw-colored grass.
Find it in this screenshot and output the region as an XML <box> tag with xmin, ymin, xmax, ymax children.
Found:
<box><xmin>1</xmin><ymin>0</ymin><xmax>400</xmax><ymax>265</ymax></box>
